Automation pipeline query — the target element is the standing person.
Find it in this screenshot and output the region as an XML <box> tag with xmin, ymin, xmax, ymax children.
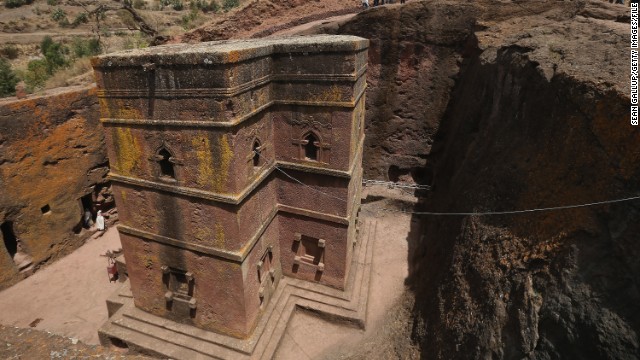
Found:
<box><xmin>362</xmin><ymin>0</ymin><xmax>369</xmax><ymax>9</ymax></box>
<box><xmin>83</xmin><ymin>209</ymin><xmax>93</xmax><ymax>228</ymax></box>
<box><xmin>96</xmin><ymin>210</ymin><xmax>105</xmax><ymax>231</ymax></box>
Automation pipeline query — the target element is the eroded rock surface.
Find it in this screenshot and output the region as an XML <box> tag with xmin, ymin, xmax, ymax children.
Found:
<box><xmin>397</xmin><ymin>1</ymin><xmax>634</xmax><ymax>359</ymax></box>
<box><xmin>300</xmin><ymin>0</ymin><xmax>636</xmax><ymax>359</ymax></box>
<box><xmin>0</xmin><ymin>86</ymin><xmax>112</xmax><ymax>289</ymax></box>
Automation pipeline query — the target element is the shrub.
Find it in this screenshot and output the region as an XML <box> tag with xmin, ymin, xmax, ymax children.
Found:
<box><xmin>46</xmin><ymin>0</ymin><xmax>58</xmax><ymax>5</ymax></box>
<box><xmin>51</xmin><ymin>7</ymin><xmax>66</xmax><ymax>21</ymax></box>
<box><xmin>40</xmin><ymin>36</ymin><xmax>67</xmax><ymax>74</ymax></box>
<box><xmin>71</xmin><ymin>37</ymin><xmax>101</xmax><ymax>58</ymax></box>
<box><xmin>51</xmin><ymin>7</ymin><xmax>70</xmax><ymax>26</ymax></box>
<box><xmin>172</xmin><ymin>0</ymin><xmax>184</xmax><ymax>10</ymax></box>
<box><xmin>71</xmin><ymin>12</ymin><xmax>88</xmax><ymax>27</ymax></box>
<box><xmin>222</xmin><ymin>0</ymin><xmax>239</xmax><ymax>12</ymax></box>
<box><xmin>181</xmin><ymin>9</ymin><xmax>199</xmax><ymax>29</ymax></box>
<box><xmin>193</xmin><ymin>0</ymin><xmax>219</xmax><ymax>13</ymax></box>
<box><xmin>208</xmin><ymin>0</ymin><xmax>220</xmax><ymax>13</ymax></box>
<box><xmin>0</xmin><ymin>58</ymin><xmax>18</xmax><ymax>97</ymax></box>
<box><xmin>133</xmin><ymin>0</ymin><xmax>146</xmax><ymax>9</ymax></box>
<box><xmin>5</xmin><ymin>0</ymin><xmax>34</xmax><ymax>9</ymax></box>
<box><xmin>24</xmin><ymin>59</ymin><xmax>49</xmax><ymax>92</ymax></box>
<box><xmin>0</xmin><ymin>45</ymin><xmax>19</xmax><ymax>60</ymax></box>
<box><xmin>44</xmin><ymin>57</ymin><xmax>93</xmax><ymax>89</ymax></box>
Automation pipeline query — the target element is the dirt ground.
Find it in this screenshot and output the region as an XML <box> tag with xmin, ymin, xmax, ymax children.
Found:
<box><xmin>0</xmin><ymin>227</ymin><xmax>123</xmax><ymax>345</ymax></box>
<box><xmin>0</xmin><ymin>188</ymin><xmax>417</xmax><ymax>358</ymax></box>
<box><xmin>275</xmin><ymin>201</ymin><xmax>415</xmax><ymax>360</ymax></box>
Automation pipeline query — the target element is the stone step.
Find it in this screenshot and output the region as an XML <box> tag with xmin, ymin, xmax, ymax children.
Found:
<box><xmin>99</xmin><ymin>217</ymin><xmax>377</xmax><ymax>359</ymax></box>
<box><xmin>106</xmin><ymin>312</ymin><xmax>238</xmax><ymax>360</ymax></box>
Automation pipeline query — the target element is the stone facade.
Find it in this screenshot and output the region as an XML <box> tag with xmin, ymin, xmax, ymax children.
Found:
<box><xmin>92</xmin><ymin>36</ymin><xmax>368</xmax><ymax>338</ymax></box>
<box><xmin>0</xmin><ymin>87</ymin><xmax>112</xmax><ymax>290</ymax></box>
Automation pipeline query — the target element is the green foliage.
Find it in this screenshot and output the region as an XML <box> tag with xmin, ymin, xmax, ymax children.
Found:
<box><xmin>181</xmin><ymin>9</ymin><xmax>199</xmax><ymax>29</ymax></box>
<box><xmin>192</xmin><ymin>0</ymin><xmax>219</xmax><ymax>13</ymax></box>
<box><xmin>222</xmin><ymin>0</ymin><xmax>239</xmax><ymax>12</ymax></box>
<box><xmin>40</xmin><ymin>36</ymin><xmax>68</xmax><ymax>74</ymax></box>
<box><xmin>172</xmin><ymin>0</ymin><xmax>184</xmax><ymax>10</ymax></box>
<box><xmin>0</xmin><ymin>45</ymin><xmax>20</xmax><ymax>60</ymax></box>
<box><xmin>133</xmin><ymin>0</ymin><xmax>146</xmax><ymax>9</ymax></box>
<box><xmin>21</xmin><ymin>37</ymin><xmax>71</xmax><ymax>92</ymax></box>
<box><xmin>0</xmin><ymin>58</ymin><xmax>18</xmax><ymax>97</ymax></box>
<box><xmin>51</xmin><ymin>7</ymin><xmax>69</xmax><ymax>26</ymax></box>
<box><xmin>46</xmin><ymin>0</ymin><xmax>59</xmax><ymax>5</ymax></box>
<box><xmin>51</xmin><ymin>7</ymin><xmax>66</xmax><ymax>21</ymax></box>
<box><xmin>24</xmin><ymin>59</ymin><xmax>48</xmax><ymax>92</ymax></box>
<box><xmin>71</xmin><ymin>38</ymin><xmax>101</xmax><ymax>58</ymax></box>
<box><xmin>72</xmin><ymin>12</ymin><xmax>88</xmax><ymax>27</ymax></box>
<box><xmin>5</xmin><ymin>0</ymin><xmax>34</xmax><ymax>9</ymax></box>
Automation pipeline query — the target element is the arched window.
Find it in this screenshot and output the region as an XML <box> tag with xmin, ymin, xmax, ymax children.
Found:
<box><xmin>158</xmin><ymin>148</ymin><xmax>175</xmax><ymax>179</ymax></box>
<box><xmin>304</xmin><ymin>133</ymin><xmax>318</xmax><ymax>161</ymax></box>
<box><xmin>252</xmin><ymin>140</ymin><xmax>261</xmax><ymax>167</ymax></box>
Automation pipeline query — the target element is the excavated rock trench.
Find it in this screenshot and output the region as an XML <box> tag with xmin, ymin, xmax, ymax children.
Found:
<box><xmin>300</xmin><ymin>0</ymin><xmax>638</xmax><ymax>358</ymax></box>
<box><xmin>1</xmin><ymin>1</ymin><xmax>636</xmax><ymax>358</ymax></box>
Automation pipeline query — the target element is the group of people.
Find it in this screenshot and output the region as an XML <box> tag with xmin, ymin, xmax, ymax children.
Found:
<box><xmin>362</xmin><ymin>0</ymin><xmax>406</xmax><ymax>9</ymax></box>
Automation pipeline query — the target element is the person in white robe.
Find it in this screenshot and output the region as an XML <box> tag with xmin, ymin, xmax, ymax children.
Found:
<box><xmin>96</xmin><ymin>210</ymin><xmax>105</xmax><ymax>231</ymax></box>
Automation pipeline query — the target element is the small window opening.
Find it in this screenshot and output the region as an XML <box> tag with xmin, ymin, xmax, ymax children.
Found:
<box><xmin>1</xmin><ymin>221</ymin><xmax>18</xmax><ymax>258</ymax></box>
<box><xmin>158</xmin><ymin>148</ymin><xmax>175</xmax><ymax>178</ymax></box>
<box><xmin>304</xmin><ymin>133</ymin><xmax>318</xmax><ymax>161</ymax></box>
<box><xmin>40</xmin><ymin>204</ymin><xmax>51</xmax><ymax>214</ymax></box>
<box><xmin>253</xmin><ymin>140</ymin><xmax>261</xmax><ymax>167</ymax></box>
<box><xmin>300</xmin><ymin>235</ymin><xmax>323</xmax><ymax>265</ymax></box>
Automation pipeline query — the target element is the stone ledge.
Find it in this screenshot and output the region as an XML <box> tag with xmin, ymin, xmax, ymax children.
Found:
<box><xmin>117</xmin><ymin>202</ymin><xmax>354</xmax><ymax>263</ymax></box>
<box><xmin>107</xmin><ymin>136</ymin><xmax>364</xmax><ymax>206</ymax></box>
<box><xmin>92</xmin><ymin>35</ymin><xmax>369</xmax><ymax>67</ymax></box>
<box><xmin>98</xmin><ymin>216</ymin><xmax>376</xmax><ymax>359</ymax></box>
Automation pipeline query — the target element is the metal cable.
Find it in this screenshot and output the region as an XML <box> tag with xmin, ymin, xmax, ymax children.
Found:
<box><xmin>255</xmin><ymin>151</ymin><xmax>640</xmax><ymax>216</ymax></box>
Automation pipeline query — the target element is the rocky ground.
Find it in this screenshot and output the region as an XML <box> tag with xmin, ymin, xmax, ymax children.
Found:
<box><xmin>0</xmin><ymin>227</ymin><xmax>151</xmax><ymax>359</ymax></box>
<box><xmin>178</xmin><ymin>0</ymin><xmax>359</xmax><ymax>42</ymax></box>
<box><xmin>0</xmin><ymin>324</ymin><xmax>151</xmax><ymax>359</ymax></box>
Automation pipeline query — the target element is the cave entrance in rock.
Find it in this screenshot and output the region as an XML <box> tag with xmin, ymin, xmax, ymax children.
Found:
<box><xmin>80</xmin><ymin>193</ymin><xmax>95</xmax><ymax>230</ymax></box>
<box><xmin>388</xmin><ymin>165</ymin><xmax>401</xmax><ymax>182</ymax></box>
<box><xmin>1</xmin><ymin>221</ymin><xmax>18</xmax><ymax>258</ymax></box>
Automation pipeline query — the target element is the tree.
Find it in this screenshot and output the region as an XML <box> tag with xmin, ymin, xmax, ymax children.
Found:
<box><xmin>40</xmin><ymin>36</ymin><xmax>67</xmax><ymax>74</ymax></box>
<box><xmin>69</xmin><ymin>0</ymin><xmax>166</xmax><ymax>45</ymax></box>
<box><xmin>0</xmin><ymin>58</ymin><xmax>18</xmax><ymax>97</ymax></box>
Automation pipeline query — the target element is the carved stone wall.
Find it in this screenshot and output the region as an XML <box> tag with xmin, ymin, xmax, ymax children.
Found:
<box><xmin>92</xmin><ymin>35</ymin><xmax>368</xmax><ymax>338</ymax></box>
<box><xmin>0</xmin><ymin>86</ymin><xmax>111</xmax><ymax>290</ymax></box>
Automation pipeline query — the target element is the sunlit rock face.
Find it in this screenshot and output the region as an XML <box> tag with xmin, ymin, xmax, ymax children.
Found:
<box><xmin>0</xmin><ymin>87</ymin><xmax>111</xmax><ymax>290</ymax></box>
